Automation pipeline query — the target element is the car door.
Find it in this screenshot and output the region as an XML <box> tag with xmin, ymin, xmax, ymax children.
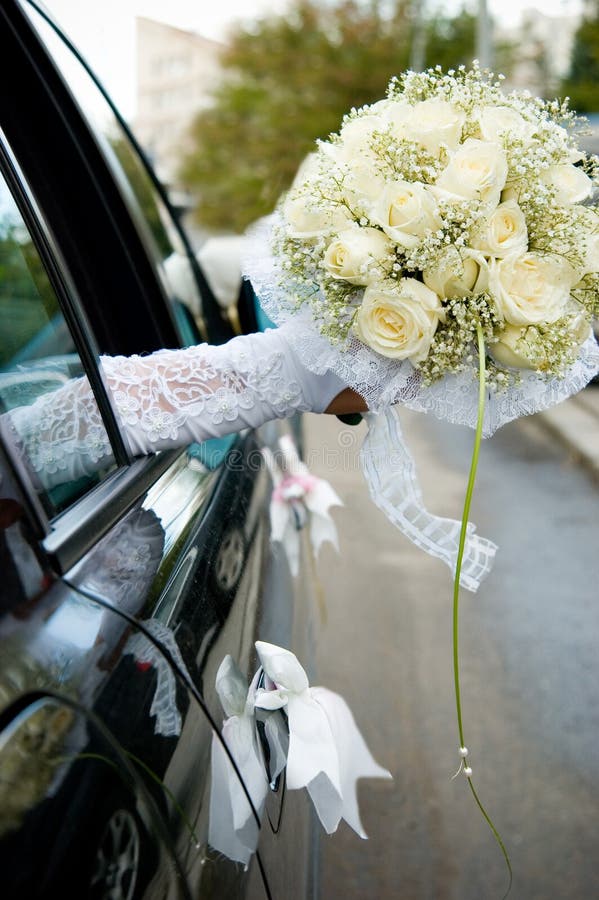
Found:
<box><xmin>0</xmin><ymin>117</ymin><xmax>276</xmax><ymax>900</ymax></box>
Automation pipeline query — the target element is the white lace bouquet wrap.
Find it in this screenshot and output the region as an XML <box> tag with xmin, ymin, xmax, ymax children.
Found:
<box><xmin>244</xmin><ymin>65</ymin><xmax>599</xmax><ymax>590</ymax></box>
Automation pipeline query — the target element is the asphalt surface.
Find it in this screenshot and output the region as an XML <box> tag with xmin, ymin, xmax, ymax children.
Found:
<box><xmin>304</xmin><ymin>389</ymin><xmax>599</xmax><ymax>900</ymax></box>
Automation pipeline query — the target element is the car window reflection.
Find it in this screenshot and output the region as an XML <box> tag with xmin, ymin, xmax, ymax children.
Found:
<box><xmin>0</xmin><ymin>171</ymin><xmax>116</xmax><ymax>516</ymax></box>
<box><xmin>24</xmin><ymin>3</ymin><xmax>205</xmax><ymax>347</ymax></box>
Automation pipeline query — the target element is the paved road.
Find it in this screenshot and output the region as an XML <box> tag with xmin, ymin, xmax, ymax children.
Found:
<box><xmin>304</xmin><ymin>402</ymin><xmax>599</xmax><ymax>900</ymax></box>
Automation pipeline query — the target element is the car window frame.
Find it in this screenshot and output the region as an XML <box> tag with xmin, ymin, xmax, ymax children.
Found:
<box><xmin>22</xmin><ymin>0</ymin><xmax>234</xmax><ymax>348</ymax></box>
<box><xmin>0</xmin><ymin>128</ymin><xmax>186</xmax><ymax>569</ymax></box>
<box><xmin>0</xmin><ymin>132</ymin><xmax>130</xmax><ymax>464</ymax></box>
<box><xmin>0</xmin><ymin>1</ymin><xmax>240</xmax><ymax>577</ymax></box>
<box><xmin>0</xmin><ymin>0</ymin><xmax>183</xmax><ymax>358</ymax></box>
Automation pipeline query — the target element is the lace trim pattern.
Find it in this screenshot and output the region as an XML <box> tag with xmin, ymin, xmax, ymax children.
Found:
<box><xmin>101</xmin><ymin>337</ymin><xmax>309</xmax><ymax>455</ymax></box>
<box><xmin>4</xmin><ymin>334</ymin><xmax>312</xmax><ymax>490</ymax></box>
<box><xmin>6</xmin><ymin>377</ymin><xmax>113</xmax><ymax>489</ymax></box>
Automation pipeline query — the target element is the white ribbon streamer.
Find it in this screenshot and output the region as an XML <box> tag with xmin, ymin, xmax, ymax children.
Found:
<box><xmin>208</xmin><ymin>656</ymin><xmax>268</xmax><ymax>867</ymax></box>
<box><xmin>360</xmin><ymin>406</ymin><xmax>497</xmax><ymax>592</ymax></box>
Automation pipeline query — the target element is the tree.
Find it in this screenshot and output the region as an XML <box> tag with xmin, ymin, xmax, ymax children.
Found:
<box><xmin>180</xmin><ymin>1</ymin><xmax>478</xmax><ymax>233</ymax></box>
<box><xmin>561</xmin><ymin>1</ymin><xmax>599</xmax><ymax>112</ymax></box>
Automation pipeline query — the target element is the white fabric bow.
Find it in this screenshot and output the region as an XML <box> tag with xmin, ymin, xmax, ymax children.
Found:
<box><xmin>262</xmin><ymin>434</ymin><xmax>342</xmax><ymax>576</ymax></box>
<box><xmin>254</xmin><ymin>641</ymin><xmax>392</xmax><ymax>838</ymax></box>
<box><xmin>208</xmin><ymin>641</ymin><xmax>391</xmax><ymax>864</ymax></box>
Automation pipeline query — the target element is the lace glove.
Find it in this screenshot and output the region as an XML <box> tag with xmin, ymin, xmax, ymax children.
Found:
<box><xmin>4</xmin><ymin>324</ymin><xmax>347</xmax><ymax>490</ymax></box>
<box><xmin>103</xmin><ymin>324</ymin><xmax>346</xmax><ymax>456</ymax></box>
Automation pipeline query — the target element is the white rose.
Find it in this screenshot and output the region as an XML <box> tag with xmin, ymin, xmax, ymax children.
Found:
<box><xmin>500</xmin><ymin>185</ymin><xmax>519</xmax><ymax>203</ymax></box>
<box><xmin>471</xmin><ymin>200</ymin><xmax>528</xmax><ymax>258</ymax></box>
<box><xmin>540</xmin><ymin>164</ymin><xmax>592</xmax><ymax>204</ymax></box>
<box><xmin>322</xmin><ymin>227</ymin><xmax>394</xmax><ymax>285</ymax></box>
<box><xmin>383</xmin><ymin>99</ymin><xmax>413</xmax><ymax>138</ymax></box>
<box><xmin>489</xmin><ymin>324</ymin><xmax>537</xmax><ymax>369</ymax></box>
<box><xmin>363</xmin><ymin>98</ymin><xmax>394</xmax><ymax>116</ymax></box>
<box><xmin>476</xmin><ymin>106</ymin><xmax>536</xmax><ymax>144</ymax></box>
<box><xmin>423</xmin><ymin>249</ymin><xmax>489</xmax><ymax>299</ymax></box>
<box><xmin>338</xmin><ymin>113</ymin><xmax>387</xmax><ymax>158</ymax></box>
<box><xmin>490</xmin><ymin>312</ymin><xmax>592</xmax><ymax>370</ymax></box>
<box><xmin>569</xmin><ymin>309</ymin><xmax>593</xmax><ymax>347</ymax></box>
<box><xmin>326</xmin><ymin>120</ymin><xmax>385</xmax><ymax>210</ymax></box>
<box><xmin>434</xmin><ymin>138</ymin><xmax>508</xmax><ymax>207</ymax></box>
<box><xmin>571</xmin><ymin>311</ymin><xmax>593</xmax><ymax>348</ymax></box>
<box><xmin>284</xmin><ymin>192</ymin><xmax>351</xmax><ymax>238</ymax></box>
<box><xmin>404</xmin><ymin>99</ymin><xmax>466</xmax><ymax>157</ymax></box>
<box><xmin>489</xmin><ymin>253</ymin><xmax>574</xmax><ymax>326</ymax></box>
<box><xmin>354</xmin><ymin>278</ymin><xmax>444</xmax><ymax>362</ymax></box>
<box><xmin>371</xmin><ymin>181</ymin><xmax>441</xmax><ymax>249</ymax></box>
<box><xmin>289</xmin><ymin>152</ymin><xmax>322</xmax><ymax>190</ymax></box>
<box><xmin>340</xmin><ymin>159</ymin><xmax>388</xmax><ymax>208</ymax></box>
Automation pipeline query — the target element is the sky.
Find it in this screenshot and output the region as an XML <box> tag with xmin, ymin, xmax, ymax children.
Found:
<box><xmin>41</xmin><ymin>0</ymin><xmax>584</xmax><ymax>119</ymax></box>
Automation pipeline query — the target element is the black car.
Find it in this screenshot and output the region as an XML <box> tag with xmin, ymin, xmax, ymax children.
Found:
<box><xmin>0</xmin><ymin>2</ymin><xmax>320</xmax><ymax>898</ymax></box>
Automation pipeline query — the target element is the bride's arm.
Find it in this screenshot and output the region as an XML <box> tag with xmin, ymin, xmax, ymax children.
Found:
<box><xmin>5</xmin><ymin>323</ymin><xmax>363</xmax><ymax>490</ymax></box>
<box><xmin>100</xmin><ymin>324</ymin><xmax>356</xmax><ymax>455</ymax></box>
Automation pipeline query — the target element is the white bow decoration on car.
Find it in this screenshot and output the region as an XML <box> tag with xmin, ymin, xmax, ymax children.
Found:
<box><xmin>208</xmin><ymin>641</ymin><xmax>391</xmax><ymax>865</ymax></box>
<box><xmin>262</xmin><ymin>434</ymin><xmax>343</xmax><ymax>576</ymax></box>
<box><xmin>254</xmin><ymin>641</ymin><xmax>392</xmax><ymax>837</ymax></box>
<box><xmin>208</xmin><ymin>656</ymin><xmax>269</xmax><ymax>867</ymax></box>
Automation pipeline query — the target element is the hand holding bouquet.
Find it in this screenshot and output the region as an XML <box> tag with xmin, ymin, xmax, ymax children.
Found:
<box><xmin>246</xmin><ymin>64</ymin><xmax>599</xmax><ymax>593</ymax></box>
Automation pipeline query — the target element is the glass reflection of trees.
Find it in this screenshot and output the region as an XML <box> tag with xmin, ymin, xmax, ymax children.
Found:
<box><xmin>0</xmin><ymin>212</ymin><xmax>64</xmax><ymax>370</ymax></box>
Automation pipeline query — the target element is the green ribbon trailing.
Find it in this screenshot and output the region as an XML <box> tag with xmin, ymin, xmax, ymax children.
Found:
<box><xmin>452</xmin><ymin>322</ymin><xmax>513</xmax><ymax>899</ymax></box>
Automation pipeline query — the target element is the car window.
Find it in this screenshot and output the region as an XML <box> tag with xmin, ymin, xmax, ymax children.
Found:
<box><xmin>23</xmin><ymin>1</ymin><xmax>204</xmax><ymax>349</ymax></box>
<box><xmin>0</xmin><ymin>168</ymin><xmax>118</xmax><ymax>518</ymax></box>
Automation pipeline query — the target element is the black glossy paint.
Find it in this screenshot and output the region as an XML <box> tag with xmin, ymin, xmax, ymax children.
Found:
<box><xmin>0</xmin><ymin>2</ymin><xmax>318</xmax><ymax>897</ymax></box>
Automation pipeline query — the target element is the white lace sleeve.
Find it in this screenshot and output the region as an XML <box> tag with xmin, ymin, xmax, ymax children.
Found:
<box><xmin>102</xmin><ymin>326</ymin><xmax>345</xmax><ymax>456</ymax></box>
<box><xmin>4</xmin><ymin>325</ymin><xmax>347</xmax><ymax>490</ymax></box>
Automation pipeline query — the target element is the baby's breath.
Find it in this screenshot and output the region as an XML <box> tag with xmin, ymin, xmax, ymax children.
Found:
<box><xmin>417</xmin><ymin>294</ymin><xmax>502</xmax><ymax>386</ymax></box>
<box><xmin>572</xmin><ymin>273</ymin><xmax>599</xmax><ymax>318</ymax></box>
<box><xmin>516</xmin><ymin>316</ymin><xmax>587</xmax><ymax>378</ymax></box>
<box><xmin>275</xmin><ymin>64</ymin><xmax>599</xmax><ymax>385</ymax></box>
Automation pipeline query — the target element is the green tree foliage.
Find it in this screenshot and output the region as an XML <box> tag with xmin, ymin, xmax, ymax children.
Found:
<box><xmin>180</xmin><ymin>1</ymin><xmax>477</xmax><ymax>233</ymax></box>
<box><xmin>561</xmin><ymin>2</ymin><xmax>599</xmax><ymax>112</ymax></box>
<box><xmin>0</xmin><ymin>219</ymin><xmax>58</xmax><ymax>366</ymax></box>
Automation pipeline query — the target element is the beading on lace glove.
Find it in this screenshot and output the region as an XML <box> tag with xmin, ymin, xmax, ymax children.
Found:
<box><xmin>3</xmin><ymin>325</ymin><xmax>348</xmax><ymax>490</ymax></box>
<box><xmin>102</xmin><ymin>325</ymin><xmax>346</xmax><ymax>455</ymax></box>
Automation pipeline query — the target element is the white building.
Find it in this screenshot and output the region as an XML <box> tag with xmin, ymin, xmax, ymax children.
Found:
<box><xmin>133</xmin><ymin>17</ymin><xmax>223</xmax><ymax>187</ymax></box>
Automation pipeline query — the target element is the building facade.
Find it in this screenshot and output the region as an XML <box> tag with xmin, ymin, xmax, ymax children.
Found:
<box><xmin>133</xmin><ymin>17</ymin><xmax>223</xmax><ymax>188</ymax></box>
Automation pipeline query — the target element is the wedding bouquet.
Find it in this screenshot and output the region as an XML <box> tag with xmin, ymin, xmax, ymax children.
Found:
<box><xmin>275</xmin><ymin>66</ymin><xmax>598</xmax><ymax>386</ymax></box>
<box><xmin>245</xmin><ymin>64</ymin><xmax>599</xmax><ymax>592</ymax></box>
